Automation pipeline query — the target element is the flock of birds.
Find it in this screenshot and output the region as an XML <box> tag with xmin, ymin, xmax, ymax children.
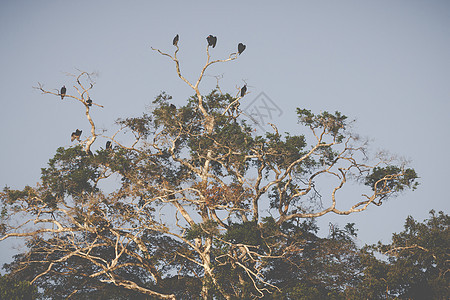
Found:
<box><xmin>62</xmin><ymin>86</ymin><xmax>109</xmax><ymax>150</ymax></box>
<box><xmin>61</xmin><ymin>35</ymin><xmax>247</xmax><ymax>152</ymax></box>
<box><xmin>172</xmin><ymin>34</ymin><xmax>246</xmax><ymax>55</ymax></box>
<box><xmin>60</xmin><ymin>81</ymin><xmax>106</xmax><ymax>149</ymax></box>
<box><xmin>181</xmin><ymin>34</ymin><xmax>248</xmax><ymax>98</ymax></box>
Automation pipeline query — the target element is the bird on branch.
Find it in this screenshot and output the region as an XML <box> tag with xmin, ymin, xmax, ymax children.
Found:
<box><xmin>60</xmin><ymin>85</ymin><xmax>66</xmax><ymax>100</ymax></box>
<box><xmin>240</xmin><ymin>85</ymin><xmax>247</xmax><ymax>97</ymax></box>
<box><xmin>238</xmin><ymin>43</ymin><xmax>246</xmax><ymax>55</ymax></box>
<box><xmin>71</xmin><ymin>129</ymin><xmax>82</xmax><ymax>142</ymax></box>
<box><xmin>207</xmin><ymin>35</ymin><xmax>217</xmax><ymax>48</ymax></box>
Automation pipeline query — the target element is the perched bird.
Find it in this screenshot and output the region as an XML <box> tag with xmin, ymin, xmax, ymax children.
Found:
<box><xmin>206</xmin><ymin>35</ymin><xmax>213</xmax><ymax>47</ymax></box>
<box><xmin>106</xmin><ymin>141</ymin><xmax>112</xmax><ymax>150</ymax></box>
<box><xmin>173</xmin><ymin>34</ymin><xmax>179</xmax><ymax>46</ymax></box>
<box><xmin>60</xmin><ymin>86</ymin><xmax>66</xmax><ymax>100</ymax></box>
<box><xmin>206</xmin><ymin>35</ymin><xmax>217</xmax><ymax>48</ymax></box>
<box><xmin>71</xmin><ymin>129</ymin><xmax>82</xmax><ymax>142</ymax></box>
<box><xmin>240</xmin><ymin>85</ymin><xmax>247</xmax><ymax>97</ymax></box>
<box><xmin>169</xmin><ymin>104</ymin><xmax>176</xmax><ymax>110</ymax></box>
<box><xmin>86</xmin><ymin>98</ymin><xmax>92</xmax><ymax>106</ymax></box>
<box><xmin>238</xmin><ymin>43</ymin><xmax>246</xmax><ymax>55</ymax></box>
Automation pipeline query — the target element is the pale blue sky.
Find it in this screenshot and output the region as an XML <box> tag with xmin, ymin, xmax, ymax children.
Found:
<box><xmin>1</xmin><ymin>0</ymin><xmax>449</xmax><ymax>265</ymax></box>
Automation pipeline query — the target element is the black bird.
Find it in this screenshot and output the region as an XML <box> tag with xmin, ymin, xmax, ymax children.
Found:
<box><xmin>86</xmin><ymin>98</ymin><xmax>92</xmax><ymax>106</ymax></box>
<box><xmin>60</xmin><ymin>86</ymin><xmax>66</xmax><ymax>100</ymax></box>
<box><xmin>169</xmin><ymin>104</ymin><xmax>176</xmax><ymax>110</ymax></box>
<box><xmin>106</xmin><ymin>141</ymin><xmax>112</xmax><ymax>150</ymax></box>
<box><xmin>207</xmin><ymin>35</ymin><xmax>217</xmax><ymax>48</ymax></box>
<box><xmin>71</xmin><ymin>129</ymin><xmax>82</xmax><ymax>142</ymax></box>
<box><xmin>240</xmin><ymin>85</ymin><xmax>247</xmax><ymax>97</ymax></box>
<box><xmin>173</xmin><ymin>34</ymin><xmax>179</xmax><ymax>46</ymax></box>
<box><xmin>238</xmin><ymin>43</ymin><xmax>246</xmax><ymax>55</ymax></box>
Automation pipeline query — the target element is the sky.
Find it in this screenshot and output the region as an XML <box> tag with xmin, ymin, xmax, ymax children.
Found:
<box><xmin>0</xmin><ymin>0</ymin><xmax>449</xmax><ymax>266</ymax></box>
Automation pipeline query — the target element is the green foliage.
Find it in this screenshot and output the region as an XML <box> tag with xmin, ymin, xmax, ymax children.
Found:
<box><xmin>271</xmin><ymin>283</ymin><xmax>323</xmax><ymax>300</ymax></box>
<box><xmin>0</xmin><ymin>274</ymin><xmax>37</xmax><ymax>300</ymax></box>
<box><xmin>329</xmin><ymin>222</ymin><xmax>358</xmax><ymax>241</ymax></box>
<box><xmin>116</xmin><ymin>114</ymin><xmax>153</xmax><ymax>139</ymax></box>
<box><xmin>2</xmin><ymin>185</ymin><xmax>37</xmax><ymax>203</ymax></box>
<box><xmin>223</xmin><ymin>221</ymin><xmax>262</xmax><ymax>246</ymax></box>
<box><xmin>263</xmin><ymin>220</ymin><xmax>361</xmax><ymax>299</ymax></box>
<box><xmin>154</xmin><ymin>275</ymin><xmax>202</xmax><ymax>299</ymax></box>
<box><xmin>365</xmin><ymin>166</ymin><xmax>419</xmax><ymax>195</ymax></box>
<box><xmin>350</xmin><ymin>211</ymin><xmax>449</xmax><ymax>299</ymax></box>
<box><xmin>40</xmin><ymin>146</ymin><xmax>100</xmax><ymax>200</ymax></box>
<box><xmin>265</xmin><ymin>132</ymin><xmax>309</xmax><ymax>170</ymax></box>
<box><xmin>296</xmin><ymin>109</ymin><xmax>347</xmax><ymax>140</ymax></box>
<box><xmin>185</xmin><ymin>220</ymin><xmax>219</xmax><ymax>240</ymax></box>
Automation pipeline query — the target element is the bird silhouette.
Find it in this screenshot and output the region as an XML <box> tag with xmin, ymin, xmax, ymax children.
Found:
<box><xmin>86</xmin><ymin>98</ymin><xmax>92</xmax><ymax>106</ymax></box>
<box><xmin>71</xmin><ymin>129</ymin><xmax>82</xmax><ymax>142</ymax></box>
<box><xmin>238</xmin><ymin>43</ymin><xmax>246</xmax><ymax>55</ymax></box>
<box><xmin>240</xmin><ymin>85</ymin><xmax>247</xmax><ymax>97</ymax></box>
<box><xmin>106</xmin><ymin>141</ymin><xmax>112</xmax><ymax>150</ymax></box>
<box><xmin>60</xmin><ymin>86</ymin><xmax>66</xmax><ymax>100</ymax></box>
<box><xmin>173</xmin><ymin>34</ymin><xmax>179</xmax><ymax>46</ymax></box>
<box><xmin>207</xmin><ymin>35</ymin><xmax>217</xmax><ymax>48</ymax></box>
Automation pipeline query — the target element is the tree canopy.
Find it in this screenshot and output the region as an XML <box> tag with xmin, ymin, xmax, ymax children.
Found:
<box><xmin>349</xmin><ymin>210</ymin><xmax>449</xmax><ymax>299</ymax></box>
<box><xmin>0</xmin><ymin>36</ymin><xmax>427</xmax><ymax>299</ymax></box>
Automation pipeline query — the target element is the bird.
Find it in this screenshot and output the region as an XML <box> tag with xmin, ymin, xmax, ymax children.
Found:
<box><xmin>238</xmin><ymin>43</ymin><xmax>246</xmax><ymax>55</ymax></box>
<box><xmin>169</xmin><ymin>104</ymin><xmax>176</xmax><ymax>110</ymax></box>
<box><xmin>71</xmin><ymin>129</ymin><xmax>82</xmax><ymax>142</ymax></box>
<box><xmin>60</xmin><ymin>86</ymin><xmax>66</xmax><ymax>100</ymax></box>
<box><xmin>106</xmin><ymin>141</ymin><xmax>112</xmax><ymax>150</ymax></box>
<box><xmin>173</xmin><ymin>34</ymin><xmax>179</xmax><ymax>46</ymax></box>
<box><xmin>240</xmin><ymin>85</ymin><xmax>247</xmax><ymax>97</ymax></box>
<box><xmin>86</xmin><ymin>98</ymin><xmax>92</xmax><ymax>106</ymax></box>
<box><xmin>207</xmin><ymin>35</ymin><xmax>217</xmax><ymax>48</ymax></box>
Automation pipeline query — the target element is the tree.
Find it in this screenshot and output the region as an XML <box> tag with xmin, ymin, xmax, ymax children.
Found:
<box><xmin>267</xmin><ymin>222</ymin><xmax>362</xmax><ymax>299</ymax></box>
<box><xmin>0</xmin><ymin>36</ymin><xmax>418</xmax><ymax>299</ymax></box>
<box><xmin>348</xmin><ymin>211</ymin><xmax>449</xmax><ymax>299</ymax></box>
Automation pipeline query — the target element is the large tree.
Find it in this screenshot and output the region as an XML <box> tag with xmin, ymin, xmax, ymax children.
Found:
<box><xmin>348</xmin><ymin>210</ymin><xmax>449</xmax><ymax>299</ymax></box>
<box><xmin>0</xmin><ymin>37</ymin><xmax>418</xmax><ymax>299</ymax></box>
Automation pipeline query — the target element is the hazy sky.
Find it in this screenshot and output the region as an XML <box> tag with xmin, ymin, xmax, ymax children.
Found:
<box><xmin>1</xmin><ymin>0</ymin><xmax>449</xmax><ymax>265</ymax></box>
